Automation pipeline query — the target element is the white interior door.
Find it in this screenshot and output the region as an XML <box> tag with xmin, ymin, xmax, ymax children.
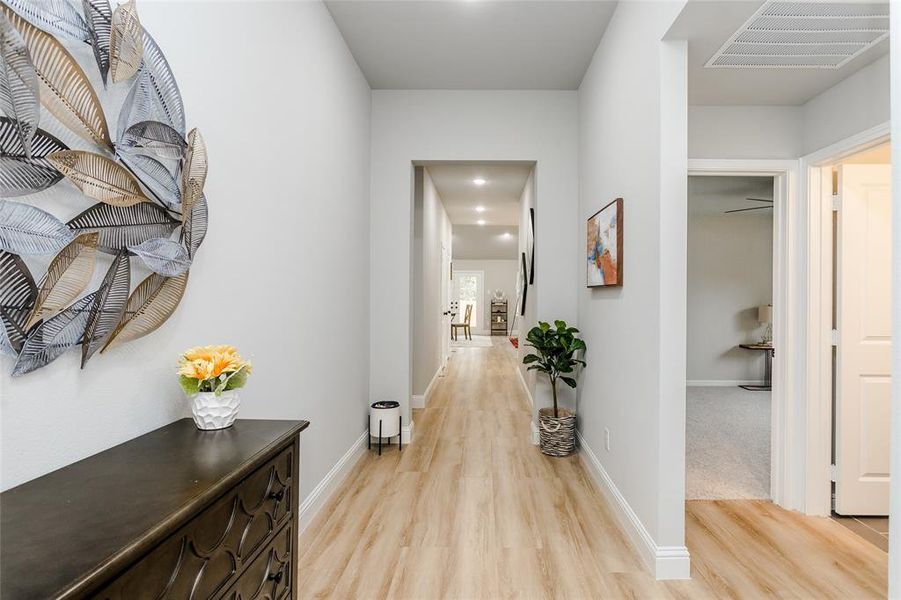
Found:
<box><xmin>835</xmin><ymin>164</ymin><xmax>892</xmax><ymax>516</ymax></box>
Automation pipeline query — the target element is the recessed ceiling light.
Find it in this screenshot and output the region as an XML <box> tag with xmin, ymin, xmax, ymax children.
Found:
<box><xmin>475</xmin><ymin>205</ymin><xmax>486</xmax><ymax>213</ymax></box>
<box><xmin>477</xmin><ymin>219</ymin><xmax>486</xmax><ymax>226</ymax></box>
<box><xmin>473</xmin><ymin>178</ymin><xmax>486</xmax><ymax>186</ymax></box>
<box><xmin>502</xmin><ymin>232</ymin><xmax>511</xmax><ymax>239</ymax></box>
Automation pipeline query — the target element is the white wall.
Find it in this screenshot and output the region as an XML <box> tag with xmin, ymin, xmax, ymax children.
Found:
<box><xmin>412</xmin><ymin>169</ymin><xmax>452</xmax><ymax>396</ymax></box>
<box><xmin>689</xmin><ymin>105</ymin><xmax>803</xmax><ymax>159</ymax></box>
<box><xmin>453</xmin><ymin>259</ymin><xmax>518</xmax><ymax>334</ymax></box>
<box><xmin>516</xmin><ymin>171</ymin><xmax>538</xmax><ymax>402</ymax></box>
<box><xmin>0</xmin><ymin>1</ymin><xmax>372</xmax><ymax>501</ymax></box>
<box><xmin>687</xmin><ymin>202</ymin><xmax>773</xmax><ymax>383</ymax></box>
<box><xmin>802</xmin><ymin>54</ymin><xmax>890</xmax><ymax>156</ymax></box>
<box><xmin>577</xmin><ymin>0</ymin><xmax>688</xmax><ymax>577</ymax></box>
<box><xmin>370</xmin><ymin>91</ymin><xmax>579</xmax><ymax>426</ymax></box>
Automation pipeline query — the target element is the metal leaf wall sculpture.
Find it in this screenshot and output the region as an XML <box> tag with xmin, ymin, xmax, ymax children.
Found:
<box><xmin>1</xmin><ymin>0</ymin><xmax>207</xmax><ymax>374</ymax></box>
<box><xmin>67</xmin><ymin>201</ymin><xmax>179</xmax><ymax>254</ymax></box>
<box><xmin>0</xmin><ymin>117</ymin><xmax>67</xmax><ymax>197</ymax></box>
<box><xmin>3</xmin><ymin>0</ymin><xmax>90</xmax><ymax>42</ymax></box>
<box><xmin>181</xmin><ymin>128</ymin><xmax>206</xmax><ymax>212</ymax></box>
<box><xmin>118</xmin><ymin>120</ymin><xmax>186</xmax><ymax>160</ymax></box>
<box><xmin>128</xmin><ymin>237</ymin><xmax>189</xmax><ymax>276</ymax></box>
<box><xmin>47</xmin><ymin>150</ymin><xmax>149</xmax><ymax>206</ymax></box>
<box><xmin>12</xmin><ymin>291</ymin><xmax>96</xmax><ymax>376</ymax></box>
<box><xmin>108</xmin><ymin>0</ymin><xmax>141</xmax><ymax>83</ymax></box>
<box><xmin>83</xmin><ymin>0</ymin><xmax>112</xmax><ymax>86</ymax></box>
<box><xmin>1</xmin><ymin>4</ymin><xmax>112</xmax><ymax>150</ymax></box>
<box><xmin>25</xmin><ymin>232</ymin><xmax>98</xmax><ymax>330</ymax></box>
<box><xmin>117</xmin><ymin>29</ymin><xmax>184</xmax><ymax>138</ymax></box>
<box><xmin>102</xmin><ymin>270</ymin><xmax>187</xmax><ymax>351</ymax></box>
<box><xmin>0</xmin><ymin>249</ymin><xmax>36</xmax><ymax>353</ymax></box>
<box><xmin>0</xmin><ymin>200</ymin><xmax>74</xmax><ymax>255</ymax></box>
<box><xmin>81</xmin><ymin>250</ymin><xmax>129</xmax><ymax>366</ymax></box>
<box><xmin>0</xmin><ymin>10</ymin><xmax>39</xmax><ymax>159</ymax></box>
<box><xmin>117</xmin><ymin>153</ymin><xmax>179</xmax><ymax>210</ymax></box>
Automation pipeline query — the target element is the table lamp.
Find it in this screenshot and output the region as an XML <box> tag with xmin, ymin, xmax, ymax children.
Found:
<box><xmin>758</xmin><ymin>304</ymin><xmax>773</xmax><ymax>345</ymax></box>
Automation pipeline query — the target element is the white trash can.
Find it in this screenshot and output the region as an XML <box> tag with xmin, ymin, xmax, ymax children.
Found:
<box><xmin>369</xmin><ymin>401</ymin><xmax>401</xmax><ymax>455</ymax></box>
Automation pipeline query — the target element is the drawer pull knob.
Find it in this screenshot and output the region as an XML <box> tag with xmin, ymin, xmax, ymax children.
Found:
<box><xmin>269</xmin><ymin>489</ymin><xmax>285</xmax><ymax>502</ymax></box>
<box><xmin>268</xmin><ymin>569</ymin><xmax>284</xmax><ymax>583</ymax></box>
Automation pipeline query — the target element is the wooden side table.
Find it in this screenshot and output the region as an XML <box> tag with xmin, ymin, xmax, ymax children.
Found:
<box><xmin>738</xmin><ymin>343</ymin><xmax>774</xmax><ymax>391</ymax></box>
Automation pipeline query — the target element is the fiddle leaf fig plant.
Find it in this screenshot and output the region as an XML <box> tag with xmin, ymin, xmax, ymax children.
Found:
<box><xmin>523</xmin><ymin>320</ymin><xmax>586</xmax><ymax>417</ymax></box>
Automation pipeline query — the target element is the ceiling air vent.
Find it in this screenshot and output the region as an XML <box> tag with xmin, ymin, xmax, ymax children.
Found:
<box><xmin>705</xmin><ymin>1</ymin><xmax>889</xmax><ymax>69</ymax></box>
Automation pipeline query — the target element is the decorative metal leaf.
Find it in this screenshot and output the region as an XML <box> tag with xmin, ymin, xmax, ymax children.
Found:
<box><xmin>102</xmin><ymin>270</ymin><xmax>187</xmax><ymax>351</ymax></box>
<box><xmin>128</xmin><ymin>237</ymin><xmax>189</xmax><ymax>276</ymax></box>
<box><xmin>108</xmin><ymin>0</ymin><xmax>141</xmax><ymax>83</ymax></box>
<box><xmin>0</xmin><ymin>117</ymin><xmax>68</xmax><ymax>197</ymax></box>
<box><xmin>0</xmin><ymin>200</ymin><xmax>73</xmax><ymax>255</ymax></box>
<box><xmin>181</xmin><ymin>129</ymin><xmax>206</xmax><ymax>213</ymax></box>
<box><xmin>82</xmin><ymin>0</ymin><xmax>111</xmax><ymax>86</ymax></box>
<box><xmin>117</xmin><ymin>29</ymin><xmax>184</xmax><ymax>138</ymax></box>
<box><xmin>25</xmin><ymin>232</ymin><xmax>97</xmax><ymax>330</ymax></box>
<box><xmin>0</xmin><ymin>306</ymin><xmax>25</xmax><ymax>355</ymax></box>
<box><xmin>0</xmin><ymin>249</ymin><xmax>36</xmax><ymax>352</ymax></box>
<box><xmin>81</xmin><ymin>249</ymin><xmax>128</xmax><ymax>366</ymax></box>
<box><xmin>118</xmin><ymin>120</ymin><xmax>185</xmax><ymax>160</ymax></box>
<box><xmin>182</xmin><ymin>193</ymin><xmax>207</xmax><ymax>258</ymax></box>
<box><xmin>11</xmin><ymin>291</ymin><xmax>95</xmax><ymax>376</ymax></box>
<box><xmin>117</xmin><ymin>153</ymin><xmax>179</xmax><ymax>210</ymax></box>
<box><xmin>47</xmin><ymin>150</ymin><xmax>148</xmax><ymax>206</ymax></box>
<box><xmin>66</xmin><ymin>201</ymin><xmax>178</xmax><ymax>254</ymax></box>
<box><xmin>1</xmin><ymin>5</ymin><xmax>112</xmax><ymax>150</ymax></box>
<box><xmin>2</xmin><ymin>0</ymin><xmax>89</xmax><ymax>42</ymax></box>
<box><xmin>0</xmin><ymin>10</ymin><xmax>38</xmax><ymax>159</ymax></box>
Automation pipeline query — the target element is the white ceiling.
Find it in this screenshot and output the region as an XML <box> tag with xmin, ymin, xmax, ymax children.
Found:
<box><xmin>324</xmin><ymin>1</ymin><xmax>617</xmax><ymax>90</ymax></box>
<box><xmin>689</xmin><ymin>175</ymin><xmax>774</xmax><ymax>216</ymax></box>
<box><xmin>425</xmin><ymin>163</ymin><xmax>532</xmax><ymax>226</ymax></box>
<box><xmin>452</xmin><ymin>225</ymin><xmax>519</xmax><ymax>260</ymax></box>
<box><xmin>666</xmin><ymin>0</ymin><xmax>890</xmax><ymax>105</ymax></box>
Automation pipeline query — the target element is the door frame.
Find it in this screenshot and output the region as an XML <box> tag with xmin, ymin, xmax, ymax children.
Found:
<box><xmin>453</xmin><ymin>269</ymin><xmax>486</xmax><ymax>334</ymax></box>
<box><xmin>801</xmin><ymin>122</ymin><xmax>891</xmax><ymax>516</ymax></box>
<box><xmin>687</xmin><ymin>159</ymin><xmax>799</xmax><ymax>509</ymax></box>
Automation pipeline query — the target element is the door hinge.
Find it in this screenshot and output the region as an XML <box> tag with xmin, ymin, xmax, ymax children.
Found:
<box><xmin>832</xmin><ymin>194</ymin><xmax>841</xmax><ymax>211</ymax></box>
<box><xmin>829</xmin><ymin>464</ymin><xmax>838</xmax><ymax>483</ymax></box>
<box><xmin>831</xmin><ymin>329</ymin><xmax>839</xmax><ymax>346</ymax></box>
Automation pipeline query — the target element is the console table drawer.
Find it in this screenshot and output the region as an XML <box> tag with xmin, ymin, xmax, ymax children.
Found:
<box><xmin>95</xmin><ymin>444</ymin><xmax>295</xmax><ymax>600</ymax></box>
<box><xmin>221</xmin><ymin>523</ymin><xmax>293</xmax><ymax>600</ymax></box>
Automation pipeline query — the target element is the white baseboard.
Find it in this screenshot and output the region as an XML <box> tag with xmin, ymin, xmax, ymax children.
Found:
<box><xmin>530</xmin><ymin>420</ymin><xmax>539</xmax><ymax>445</ymax></box>
<box><xmin>576</xmin><ymin>431</ymin><xmax>691</xmax><ymax>580</ymax></box>
<box><xmin>515</xmin><ymin>365</ymin><xmax>533</xmax><ymax>409</ymax></box>
<box><xmin>403</xmin><ymin>420</ymin><xmax>414</xmax><ymax>444</ymax></box>
<box><xmin>412</xmin><ymin>365</ymin><xmax>443</xmax><ymax>409</ymax></box>
<box><xmin>299</xmin><ymin>430</ymin><xmax>368</xmax><ymax>534</ymax></box>
<box><xmin>686</xmin><ymin>380</ymin><xmax>765</xmax><ymax>387</ymax></box>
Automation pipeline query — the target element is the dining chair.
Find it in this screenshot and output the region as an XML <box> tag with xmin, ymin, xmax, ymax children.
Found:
<box><xmin>451</xmin><ymin>304</ymin><xmax>473</xmax><ymax>341</ymax></box>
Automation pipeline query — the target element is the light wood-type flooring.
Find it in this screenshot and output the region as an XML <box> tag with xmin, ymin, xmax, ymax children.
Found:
<box><xmin>298</xmin><ymin>340</ymin><xmax>887</xmax><ymax>598</ymax></box>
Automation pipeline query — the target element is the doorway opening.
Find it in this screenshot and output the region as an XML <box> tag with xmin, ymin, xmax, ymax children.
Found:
<box><xmin>410</xmin><ymin>161</ymin><xmax>535</xmax><ymax>409</ymax></box>
<box><xmin>685</xmin><ymin>175</ymin><xmax>776</xmax><ymax>501</ymax></box>
<box><xmin>814</xmin><ymin>141</ymin><xmax>893</xmax><ymax>552</ymax></box>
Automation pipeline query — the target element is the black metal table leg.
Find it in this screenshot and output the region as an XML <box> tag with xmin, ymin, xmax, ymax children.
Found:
<box><xmin>399</xmin><ymin>415</ymin><xmax>402</xmax><ymax>452</ymax></box>
<box><xmin>378</xmin><ymin>420</ymin><xmax>382</xmax><ymax>456</ymax></box>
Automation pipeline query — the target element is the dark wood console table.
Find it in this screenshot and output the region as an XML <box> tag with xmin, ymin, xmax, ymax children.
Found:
<box><xmin>738</xmin><ymin>343</ymin><xmax>774</xmax><ymax>391</ymax></box>
<box><xmin>1</xmin><ymin>418</ymin><xmax>309</xmax><ymax>599</ymax></box>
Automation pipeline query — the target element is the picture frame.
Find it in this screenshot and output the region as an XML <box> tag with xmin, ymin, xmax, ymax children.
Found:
<box><xmin>520</xmin><ymin>251</ymin><xmax>528</xmax><ymax>316</ymax></box>
<box><xmin>586</xmin><ymin>198</ymin><xmax>623</xmax><ymax>287</ymax></box>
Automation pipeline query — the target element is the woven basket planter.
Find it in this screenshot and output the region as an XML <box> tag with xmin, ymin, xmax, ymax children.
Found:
<box><xmin>538</xmin><ymin>407</ymin><xmax>576</xmax><ymax>457</ymax></box>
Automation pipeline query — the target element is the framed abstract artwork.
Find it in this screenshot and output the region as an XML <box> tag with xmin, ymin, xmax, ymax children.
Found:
<box><xmin>527</xmin><ymin>208</ymin><xmax>535</xmax><ymax>285</ymax></box>
<box><xmin>519</xmin><ymin>251</ymin><xmax>528</xmax><ymax>316</ymax></box>
<box><xmin>586</xmin><ymin>198</ymin><xmax>623</xmax><ymax>287</ymax></box>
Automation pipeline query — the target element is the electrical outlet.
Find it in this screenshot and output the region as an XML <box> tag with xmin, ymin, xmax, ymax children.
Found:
<box><xmin>604</xmin><ymin>428</ymin><xmax>611</xmax><ymax>451</ymax></box>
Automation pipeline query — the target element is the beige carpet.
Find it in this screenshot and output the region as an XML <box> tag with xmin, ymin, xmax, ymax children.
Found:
<box><xmin>686</xmin><ymin>386</ymin><xmax>771</xmax><ymax>500</ymax></box>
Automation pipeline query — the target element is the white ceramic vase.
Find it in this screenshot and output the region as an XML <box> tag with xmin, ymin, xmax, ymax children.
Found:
<box><xmin>190</xmin><ymin>390</ymin><xmax>241</xmax><ymax>430</ymax></box>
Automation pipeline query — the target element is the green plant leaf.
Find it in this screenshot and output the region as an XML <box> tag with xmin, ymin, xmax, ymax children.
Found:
<box><xmin>539</xmin><ymin>321</ymin><xmax>550</xmax><ymax>333</ymax></box>
<box><xmin>561</xmin><ymin>376</ymin><xmax>577</xmax><ymax>388</ymax></box>
<box><xmin>179</xmin><ymin>374</ymin><xmax>199</xmax><ymax>395</ymax></box>
<box><xmin>523</xmin><ymin>354</ymin><xmax>540</xmax><ymax>364</ymax></box>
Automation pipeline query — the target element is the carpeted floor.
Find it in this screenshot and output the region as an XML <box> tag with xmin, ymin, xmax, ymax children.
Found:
<box><xmin>686</xmin><ymin>386</ymin><xmax>771</xmax><ymax>500</ymax></box>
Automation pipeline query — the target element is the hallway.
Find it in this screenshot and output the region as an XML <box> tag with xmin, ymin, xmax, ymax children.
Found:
<box><xmin>297</xmin><ymin>342</ymin><xmax>887</xmax><ymax>598</ymax></box>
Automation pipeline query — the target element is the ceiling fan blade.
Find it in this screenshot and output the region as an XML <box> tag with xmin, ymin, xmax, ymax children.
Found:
<box><xmin>745</xmin><ymin>197</ymin><xmax>774</xmax><ymax>203</ymax></box>
<box><xmin>725</xmin><ymin>206</ymin><xmax>774</xmax><ymax>214</ymax></box>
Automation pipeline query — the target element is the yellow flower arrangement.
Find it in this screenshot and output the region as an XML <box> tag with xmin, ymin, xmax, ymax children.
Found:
<box><xmin>178</xmin><ymin>345</ymin><xmax>252</xmax><ymax>396</ymax></box>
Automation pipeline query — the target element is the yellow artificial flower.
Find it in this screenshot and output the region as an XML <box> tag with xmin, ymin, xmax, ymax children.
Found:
<box><xmin>177</xmin><ymin>345</ymin><xmax>251</xmax><ymax>382</ymax></box>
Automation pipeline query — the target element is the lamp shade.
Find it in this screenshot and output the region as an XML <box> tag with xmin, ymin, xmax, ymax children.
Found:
<box><xmin>757</xmin><ymin>304</ymin><xmax>773</xmax><ymax>324</ymax></box>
